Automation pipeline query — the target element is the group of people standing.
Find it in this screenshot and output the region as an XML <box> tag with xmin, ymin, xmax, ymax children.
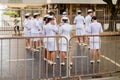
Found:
<box><xmin>23</xmin><ymin>9</ymin><xmax>103</xmax><ymax>65</ymax></box>
<box><xmin>74</xmin><ymin>9</ymin><xmax>103</xmax><ymax>63</ymax></box>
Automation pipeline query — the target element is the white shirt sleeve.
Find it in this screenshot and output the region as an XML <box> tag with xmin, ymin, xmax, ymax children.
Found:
<box><xmin>23</xmin><ymin>20</ymin><xmax>30</xmax><ymax>29</ymax></box>
<box><xmin>87</xmin><ymin>24</ymin><xmax>92</xmax><ymax>34</ymax></box>
<box><xmin>73</xmin><ymin>17</ymin><xmax>76</xmax><ymax>24</ymax></box>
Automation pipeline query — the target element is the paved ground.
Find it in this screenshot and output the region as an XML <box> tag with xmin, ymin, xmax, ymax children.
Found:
<box><xmin>0</xmin><ymin>35</ymin><xmax>120</xmax><ymax>80</ymax></box>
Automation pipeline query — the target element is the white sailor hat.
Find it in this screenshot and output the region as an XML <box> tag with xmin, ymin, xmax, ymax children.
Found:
<box><xmin>88</xmin><ymin>9</ymin><xmax>93</xmax><ymax>12</ymax></box>
<box><xmin>48</xmin><ymin>16</ymin><xmax>54</xmax><ymax>19</ymax></box>
<box><xmin>33</xmin><ymin>13</ymin><xmax>40</xmax><ymax>16</ymax></box>
<box><xmin>62</xmin><ymin>17</ymin><xmax>68</xmax><ymax>20</ymax></box>
<box><xmin>25</xmin><ymin>13</ymin><xmax>31</xmax><ymax>16</ymax></box>
<box><xmin>63</xmin><ymin>12</ymin><xmax>67</xmax><ymax>15</ymax></box>
<box><xmin>77</xmin><ymin>10</ymin><xmax>81</xmax><ymax>12</ymax></box>
<box><xmin>44</xmin><ymin>14</ymin><xmax>49</xmax><ymax>18</ymax></box>
<box><xmin>47</xmin><ymin>10</ymin><xmax>51</xmax><ymax>13</ymax></box>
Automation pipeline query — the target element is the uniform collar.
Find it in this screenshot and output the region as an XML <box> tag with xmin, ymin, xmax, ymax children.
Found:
<box><xmin>93</xmin><ymin>20</ymin><xmax>97</xmax><ymax>23</ymax></box>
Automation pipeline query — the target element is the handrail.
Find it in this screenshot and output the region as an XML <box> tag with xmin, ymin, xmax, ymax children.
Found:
<box><xmin>0</xmin><ymin>33</ymin><xmax>120</xmax><ymax>39</ymax></box>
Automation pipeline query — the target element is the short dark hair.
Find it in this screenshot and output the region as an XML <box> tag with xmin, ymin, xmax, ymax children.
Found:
<box><xmin>25</xmin><ymin>16</ymin><xmax>29</xmax><ymax>18</ymax></box>
<box><xmin>49</xmin><ymin>11</ymin><xmax>55</xmax><ymax>16</ymax></box>
<box><xmin>14</xmin><ymin>15</ymin><xmax>17</xmax><ymax>17</ymax></box>
<box><xmin>78</xmin><ymin>12</ymin><xmax>81</xmax><ymax>14</ymax></box>
<box><xmin>62</xmin><ymin>19</ymin><xmax>68</xmax><ymax>23</ymax></box>
<box><xmin>87</xmin><ymin>12</ymin><xmax>92</xmax><ymax>14</ymax></box>
<box><xmin>92</xmin><ymin>16</ymin><xmax>97</xmax><ymax>20</ymax></box>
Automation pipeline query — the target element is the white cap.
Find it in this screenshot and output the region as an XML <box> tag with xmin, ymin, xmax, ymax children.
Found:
<box><xmin>88</xmin><ymin>9</ymin><xmax>93</xmax><ymax>12</ymax></box>
<box><xmin>48</xmin><ymin>10</ymin><xmax>51</xmax><ymax>13</ymax></box>
<box><xmin>25</xmin><ymin>13</ymin><xmax>31</xmax><ymax>16</ymax></box>
<box><xmin>33</xmin><ymin>13</ymin><xmax>40</xmax><ymax>16</ymax></box>
<box><xmin>48</xmin><ymin>16</ymin><xmax>54</xmax><ymax>19</ymax></box>
<box><xmin>77</xmin><ymin>10</ymin><xmax>81</xmax><ymax>12</ymax></box>
<box><xmin>63</xmin><ymin>12</ymin><xmax>67</xmax><ymax>15</ymax></box>
<box><xmin>44</xmin><ymin>14</ymin><xmax>49</xmax><ymax>18</ymax></box>
<box><xmin>62</xmin><ymin>17</ymin><xmax>68</xmax><ymax>20</ymax></box>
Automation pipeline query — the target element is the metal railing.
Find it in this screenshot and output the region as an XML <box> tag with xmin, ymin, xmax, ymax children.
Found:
<box><xmin>0</xmin><ymin>34</ymin><xmax>120</xmax><ymax>80</ymax></box>
<box><xmin>68</xmin><ymin>34</ymin><xmax>120</xmax><ymax>79</ymax></box>
<box><xmin>0</xmin><ymin>36</ymin><xmax>69</xmax><ymax>80</ymax></box>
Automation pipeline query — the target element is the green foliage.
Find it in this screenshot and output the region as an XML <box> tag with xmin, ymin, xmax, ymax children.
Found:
<box><xmin>3</xmin><ymin>11</ymin><xmax>18</xmax><ymax>17</ymax></box>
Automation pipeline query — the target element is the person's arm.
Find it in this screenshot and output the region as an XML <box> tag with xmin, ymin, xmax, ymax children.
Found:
<box><xmin>87</xmin><ymin>24</ymin><xmax>92</xmax><ymax>34</ymax></box>
<box><xmin>83</xmin><ymin>17</ymin><xmax>85</xmax><ymax>24</ymax></box>
<box><xmin>59</xmin><ymin>26</ymin><xmax>63</xmax><ymax>35</ymax></box>
<box><xmin>100</xmin><ymin>24</ymin><xmax>103</xmax><ymax>33</ymax></box>
<box><xmin>23</xmin><ymin>20</ymin><xmax>30</xmax><ymax>30</ymax></box>
<box><xmin>53</xmin><ymin>26</ymin><xmax>59</xmax><ymax>34</ymax></box>
<box><xmin>73</xmin><ymin>17</ymin><xmax>76</xmax><ymax>24</ymax></box>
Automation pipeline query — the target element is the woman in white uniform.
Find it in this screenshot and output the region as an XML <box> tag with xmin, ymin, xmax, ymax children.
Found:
<box><xmin>74</xmin><ymin>10</ymin><xmax>85</xmax><ymax>45</ymax></box>
<box><xmin>88</xmin><ymin>16</ymin><xmax>103</xmax><ymax>63</ymax></box>
<box><xmin>43</xmin><ymin>15</ymin><xmax>49</xmax><ymax>61</ymax></box>
<box><xmin>31</xmin><ymin>13</ymin><xmax>42</xmax><ymax>52</ymax></box>
<box><xmin>44</xmin><ymin>16</ymin><xmax>58</xmax><ymax>65</ymax></box>
<box><xmin>23</xmin><ymin>13</ymin><xmax>32</xmax><ymax>49</ymax></box>
<box><xmin>59</xmin><ymin>17</ymin><xmax>73</xmax><ymax>65</ymax></box>
<box><xmin>85</xmin><ymin>9</ymin><xmax>93</xmax><ymax>46</ymax></box>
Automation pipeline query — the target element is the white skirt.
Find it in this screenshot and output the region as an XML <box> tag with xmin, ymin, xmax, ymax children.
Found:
<box><xmin>24</xmin><ymin>31</ymin><xmax>31</xmax><ymax>37</ymax></box>
<box><xmin>90</xmin><ymin>42</ymin><xmax>100</xmax><ymax>49</ymax></box>
<box><xmin>47</xmin><ymin>40</ymin><xmax>57</xmax><ymax>51</ymax></box>
<box><xmin>76</xmin><ymin>28</ymin><xmax>85</xmax><ymax>35</ymax></box>
<box><xmin>59</xmin><ymin>43</ymin><xmax>67</xmax><ymax>51</ymax></box>
<box><xmin>90</xmin><ymin>37</ymin><xmax>101</xmax><ymax>49</ymax></box>
<box><xmin>76</xmin><ymin>24</ymin><xmax>85</xmax><ymax>35</ymax></box>
<box><xmin>31</xmin><ymin>33</ymin><xmax>40</xmax><ymax>41</ymax></box>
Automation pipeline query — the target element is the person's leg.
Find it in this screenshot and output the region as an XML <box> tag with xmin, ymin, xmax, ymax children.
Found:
<box><xmin>51</xmin><ymin>51</ymin><xmax>55</xmax><ymax>62</ymax></box>
<box><xmin>77</xmin><ymin>37</ymin><xmax>80</xmax><ymax>43</ymax></box>
<box><xmin>90</xmin><ymin>49</ymin><xmax>96</xmax><ymax>63</ymax></box>
<box><xmin>17</xmin><ymin>26</ymin><xmax>20</xmax><ymax>35</ymax></box>
<box><xmin>69</xmin><ymin>52</ymin><xmax>73</xmax><ymax>65</ymax></box>
<box><xmin>96</xmin><ymin>49</ymin><xmax>101</xmax><ymax>62</ymax></box>
<box><xmin>28</xmin><ymin>39</ymin><xmax>30</xmax><ymax>47</ymax></box>
<box><xmin>61</xmin><ymin>51</ymin><xmax>66</xmax><ymax>63</ymax></box>
<box><xmin>37</xmin><ymin>40</ymin><xmax>41</xmax><ymax>48</ymax></box>
<box><xmin>26</xmin><ymin>39</ymin><xmax>29</xmax><ymax>47</ymax></box>
<box><xmin>43</xmin><ymin>48</ymin><xmax>47</xmax><ymax>58</ymax></box>
<box><xmin>34</xmin><ymin>41</ymin><xmax>37</xmax><ymax>49</ymax></box>
<box><xmin>14</xmin><ymin>26</ymin><xmax>17</xmax><ymax>35</ymax></box>
<box><xmin>48</xmin><ymin>51</ymin><xmax>51</xmax><ymax>61</ymax></box>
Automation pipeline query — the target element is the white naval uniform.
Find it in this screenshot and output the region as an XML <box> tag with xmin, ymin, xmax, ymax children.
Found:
<box><xmin>85</xmin><ymin>15</ymin><xmax>92</xmax><ymax>34</ymax></box>
<box><xmin>38</xmin><ymin>18</ymin><xmax>43</xmax><ymax>35</ymax></box>
<box><xmin>43</xmin><ymin>24</ymin><xmax>47</xmax><ymax>48</ymax></box>
<box><xmin>59</xmin><ymin>23</ymin><xmax>72</xmax><ymax>51</ymax></box>
<box><xmin>44</xmin><ymin>23</ymin><xmax>58</xmax><ymax>51</ymax></box>
<box><xmin>74</xmin><ymin>15</ymin><xmax>85</xmax><ymax>35</ymax></box>
<box><xmin>88</xmin><ymin>21</ymin><xmax>103</xmax><ymax>49</ymax></box>
<box><xmin>23</xmin><ymin>19</ymin><xmax>33</xmax><ymax>36</ymax></box>
<box><xmin>54</xmin><ymin>17</ymin><xmax>57</xmax><ymax>26</ymax></box>
<box><xmin>60</xmin><ymin>15</ymin><xmax>70</xmax><ymax>26</ymax></box>
<box><xmin>31</xmin><ymin>19</ymin><xmax>42</xmax><ymax>41</ymax></box>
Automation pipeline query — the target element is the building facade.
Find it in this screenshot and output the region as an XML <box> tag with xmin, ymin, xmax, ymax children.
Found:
<box><xmin>0</xmin><ymin>0</ymin><xmax>109</xmax><ymax>23</ymax></box>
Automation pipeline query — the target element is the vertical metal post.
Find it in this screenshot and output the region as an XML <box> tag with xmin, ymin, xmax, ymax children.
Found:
<box><xmin>9</xmin><ymin>39</ymin><xmax>11</xmax><ymax>80</ymax></box>
<box><xmin>32</xmin><ymin>38</ymin><xmax>34</xmax><ymax>79</ymax></box>
<box><xmin>24</xmin><ymin>39</ymin><xmax>26</xmax><ymax>80</ymax></box>
<box><xmin>39</xmin><ymin>38</ymin><xmax>42</xmax><ymax>79</ymax></box>
<box><xmin>17</xmin><ymin>39</ymin><xmax>19</xmax><ymax>80</ymax></box>
<box><xmin>0</xmin><ymin>39</ymin><xmax>2</xmax><ymax>80</ymax></box>
<box><xmin>66</xmin><ymin>39</ymin><xmax>70</xmax><ymax>77</ymax></box>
